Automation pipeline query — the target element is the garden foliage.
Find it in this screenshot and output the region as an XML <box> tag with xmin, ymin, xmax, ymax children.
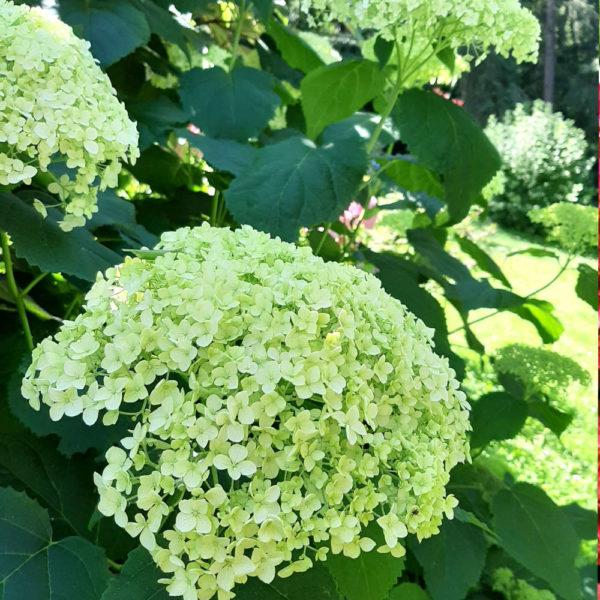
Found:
<box><xmin>0</xmin><ymin>1</ymin><xmax>595</xmax><ymax>600</ymax></box>
<box><xmin>484</xmin><ymin>100</ymin><xmax>594</xmax><ymax>232</ymax></box>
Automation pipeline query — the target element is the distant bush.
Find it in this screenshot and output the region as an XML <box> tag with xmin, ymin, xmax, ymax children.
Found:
<box><xmin>483</xmin><ymin>100</ymin><xmax>594</xmax><ymax>231</ymax></box>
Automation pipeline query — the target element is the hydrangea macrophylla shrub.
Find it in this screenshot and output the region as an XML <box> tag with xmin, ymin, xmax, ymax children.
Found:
<box><xmin>0</xmin><ymin>0</ymin><xmax>139</xmax><ymax>231</ymax></box>
<box><xmin>300</xmin><ymin>0</ymin><xmax>540</xmax><ymax>64</ymax></box>
<box><xmin>22</xmin><ymin>225</ymin><xmax>470</xmax><ymax>600</ymax></box>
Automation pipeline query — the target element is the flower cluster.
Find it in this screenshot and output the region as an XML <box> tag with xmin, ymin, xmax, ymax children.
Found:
<box><xmin>22</xmin><ymin>224</ymin><xmax>470</xmax><ymax>600</ymax></box>
<box><xmin>0</xmin><ymin>0</ymin><xmax>139</xmax><ymax>230</ymax></box>
<box><xmin>494</xmin><ymin>344</ymin><xmax>590</xmax><ymax>403</ymax></box>
<box><xmin>300</xmin><ymin>0</ymin><xmax>540</xmax><ymax>64</ymax></box>
<box><xmin>528</xmin><ymin>203</ymin><xmax>598</xmax><ymax>254</ymax></box>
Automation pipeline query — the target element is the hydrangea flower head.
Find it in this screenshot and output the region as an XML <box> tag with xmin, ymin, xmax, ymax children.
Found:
<box><xmin>528</xmin><ymin>203</ymin><xmax>598</xmax><ymax>254</ymax></box>
<box><xmin>23</xmin><ymin>225</ymin><xmax>470</xmax><ymax>599</ymax></box>
<box><xmin>301</xmin><ymin>0</ymin><xmax>540</xmax><ymax>65</ymax></box>
<box><xmin>0</xmin><ymin>0</ymin><xmax>139</xmax><ymax>230</ymax></box>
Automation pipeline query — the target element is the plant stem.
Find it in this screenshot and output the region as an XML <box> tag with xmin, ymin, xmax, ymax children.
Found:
<box><xmin>1</xmin><ymin>231</ymin><xmax>33</xmax><ymax>351</ymax></box>
<box><xmin>210</xmin><ymin>191</ymin><xmax>219</xmax><ymax>226</ymax></box>
<box><xmin>21</xmin><ymin>272</ymin><xmax>48</xmax><ymax>297</ymax></box>
<box><xmin>106</xmin><ymin>558</ymin><xmax>123</xmax><ymax>572</ymax></box>
<box><xmin>314</xmin><ymin>226</ymin><xmax>330</xmax><ymax>256</ymax></box>
<box><xmin>228</xmin><ymin>0</ymin><xmax>247</xmax><ymax>72</ymax></box>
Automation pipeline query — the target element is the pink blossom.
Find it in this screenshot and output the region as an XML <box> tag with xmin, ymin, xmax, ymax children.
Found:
<box><xmin>339</xmin><ymin>197</ymin><xmax>378</xmax><ymax>230</ymax></box>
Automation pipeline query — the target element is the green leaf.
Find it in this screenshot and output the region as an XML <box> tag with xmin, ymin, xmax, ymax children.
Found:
<box><xmin>180</xmin><ymin>131</ymin><xmax>259</xmax><ymax>176</ymax></box>
<box><xmin>0</xmin><ymin>487</ymin><xmax>109</xmax><ymax>599</ymax></box>
<box><xmin>179</xmin><ymin>66</ymin><xmax>281</xmax><ymax>141</ymax></box>
<box><xmin>392</xmin><ymin>90</ymin><xmax>500</xmax><ymax>222</ymax></box>
<box><xmin>60</xmin><ymin>0</ymin><xmax>151</xmax><ymax>67</ymax></box>
<box><xmin>0</xmin><ymin>280</ymin><xmax>60</xmax><ymax>322</ymax></box>
<box><xmin>508</xmin><ymin>300</ymin><xmax>564</xmax><ymax>344</ymax></box>
<box><xmin>407</xmin><ymin>229</ymin><xmax>522</xmax><ymax>313</ymax></box>
<box><xmin>364</xmin><ymin>249</ymin><xmax>464</xmax><ymax>378</ymax></box>
<box><xmin>266</xmin><ymin>18</ymin><xmax>325</xmax><ymax>74</ymax></box>
<box><xmin>373</xmin><ymin>36</ymin><xmax>395</xmax><ymax>68</ymax></box>
<box><xmin>248</xmin><ymin>0</ymin><xmax>273</xmax><ymax>22</ymax></box>
<box><xmin>389</xmin><ymin>583</ymin><xmax>431</xmax><ymax>600</ymax></box>
<box><xmin>527</xmin><ymin>399</ymin><xmax>573</xmax><ymax>437</ymax></box>
<box><xmin>100</xmin><ymin>547</ymin><xmax>168</xmax><ymax>600</ymax></box>
<box><xmin>454</xmin><ymin>235</ymin><xmax>511</xmax><ymax>288</ymax></box>
<box><xmin>377</xmin><ymin>157</ymin><xmax>443</xmax><ymax>199</ymax></box>
<box><xmin>224</xmin><ymin>135</ymin><xmax>367</xmax><ymax>242</ymax></box>
<box><xmin>233</xmin><ymin>564</ymin><xmax>339</xmax><ymax>600</ymax></box>
<box><xmin>409</xmin><ymin>519</ymin><xmax>487</xmax><ymax>600</ymax></box>
<box><xmin>326</xmin><ymin>522</ymin><xmax>405</xmax><ymax>600</ymax></box>
<box><xmin>506</xmin><ymin>247</ymin><xmax>559</xmax><ymax>260</ymax></box>
<box><xmin>321</xmin><ymin>113</ymin><xmax>397</xmax><ymax>147</ymax></box>
<box><xmin>435</xmin><ymin>47</ymin><xmax>455</xmax><ymax>72</ymax></box>
<box><xmin>128</xmin><ymin>96</ymin><xmax>190</xmax><ymax>150</ymax></box>
<box><xmin>7</xmin><ymin>367</ymin><xmax>130</xmax><ymax>458</ymax></box>
<box><xmin>301</xmin><ymin>60</ymin><xmax>386</xmax><ymax>140</ymax></box>
<box><xmin>128</xmin><ymin>145</ymin><xmax>188</xmax><ymax>193</ymax></box>
<box><xmin>0</xmin><ymin>192</ymin><xmax>121</xmax><ymax>282</ymax></box>
<box><xmin>492</xmin><ymin>482</ymin><xmax>582</xmax><ymax>600</ymax></box>
<box><xmin>560</xmin><ymin>503</ymin><xmax>597</xmax><ymax>540</ymax></box>
<box><xmin>132</xmin><ymin>0</ymin><xmax>187</xmax><ymax>51</ymax></box>
<box><xmin>469</xmin><ymin>392</ymin><xmax>528</xmax><ymax>449</ymax></box>
<box><xmin>575</xmin><ymin>263</ymin><xmax>597</xmax><ymax>309</ymax></box>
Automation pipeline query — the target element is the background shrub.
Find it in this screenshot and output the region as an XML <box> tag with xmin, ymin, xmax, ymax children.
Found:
<box><xmin>483</xmin><ymin>100</ymin><xmax>594</xmax><ymax>231</ymax></box>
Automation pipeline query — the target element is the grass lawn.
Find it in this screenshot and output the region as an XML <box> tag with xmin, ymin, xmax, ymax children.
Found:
<box><xmin>368</xmin><ymin>213</ymin><xmax>597</xmax><ymax>510</ymax></box>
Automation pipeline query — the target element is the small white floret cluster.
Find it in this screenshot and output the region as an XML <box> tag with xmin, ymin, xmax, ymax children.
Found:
<box><xmin>0</xmin><ymin>0</ymin><xmax>139</xmax><ymax>230</ymax></box>
<box><xmin>22</xmin><ymin>225</ymin><xmax>470</xmax><ymax>600</ymax></box>
<box><xmin>301</xmin><ymin>0</ymin><xmax>540</xmax><ymax>64</ymax></box>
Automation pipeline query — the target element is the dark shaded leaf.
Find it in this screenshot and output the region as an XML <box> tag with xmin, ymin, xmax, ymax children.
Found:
<box><xmin>373</xmin><ymin>36</ymin><xmax>394</xmax><ymax>68</ymax></box>
<box><xmin>0</xmin><ymin>487</ymin><xmax>109</xmax><ymax>599</ymax></box>
<box><xmin>409</xmin><ymin>519</ymin><xmax>488</xmax><ymax>600</ymax></box>
<box><xmin>301</xmin><ymin>60</ymin><xmax>385</xmax><ymax>139</ymax></box>
<box><xmin>407</xmin><ymin>229</ymin><xmax>522</xmax><ymax>312</ymax></box>
<box><xmin>326</xmin><ymin>522</ymin><xmax>405</xmax><ymax>600</ymax></box>
<box><xmin>60</xmin><ymin>0</ymin><xmax>151</xmax><ymax>67</ymax></box>
<box><xmin>179</xmin><ymin>66</ymin><xmax>281</xmax><ymax>141</ymax></box>
<box><xmin>132</xmin><ymin>0</ymin><xmax>187</xmax><ymax>50</ymax></box>
<box><xmin>392</xmin><ymin>90</ymin><xmax>500</xmax><ymax>222</ymax></box>
<box><xmin>527</xmin><ymin>399</ymin><xmax>573</xmax><ymax>436</ymax></box>
<box><xmin>0</xmin><ymin>192</ymin><xmax>121</xmax><ymax>282</ymax></box>
<box><xmin>470</xmin><ymin>392</ymin><xmax>528</xmax><ymax>449</ymax></box>
<box><xmin>224</xmin><ymin>135</ymin><xmax>366</xmax><ymax>242</ymax></box>
<box><xmin>575</xmin><ymin>263</ymin><xmax>597</xmax><ymax>309</ymax></box>
<box><xmin>100</xmin><ymin>547</ymin><xmax>168</xmax><ymax>600</ymax></box>
<box><xmin>560</xmin><ymin>503</ymin><xmax>597</xmax><ymax>540</ymax></box>
<box><xmin>454</xmin><ymin>235</ymin><xmax>511</xmax><ymax>288</ymax></box>
<box><xmin>362</xmin><ymin>250</ymin><xmax>465</xmax><ymax>381</ymax></box>
<box><xmin>506</xmin><ymin>247</ymin><xmax>559</xmax><ymax>259</ymax></box>
<box><xmin>180</xmin><ymin>131</ymin><xmax>260</xmax><ymax>176</ymax></box>
<box><xmin>492</xmin><ymin>483</ymin><xmax>582</xmax><ymax>600</ymax></box>
<box><xmin>389</xmin><ymin>583</ymin><xmax>430</xmax><ymax>600</ymax></box>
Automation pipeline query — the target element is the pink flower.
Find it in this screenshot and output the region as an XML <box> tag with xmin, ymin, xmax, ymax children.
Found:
<box><xmin>339</xmin><ymin>197</ymin><xmax>378</xmax><ymax>231</ymax></box>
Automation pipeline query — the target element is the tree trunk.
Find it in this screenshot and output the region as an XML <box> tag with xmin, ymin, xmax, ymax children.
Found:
<box><xmin>543</xmin><ymin>0</ymin><xmax>556</xmax><ymax>105</ymax></box>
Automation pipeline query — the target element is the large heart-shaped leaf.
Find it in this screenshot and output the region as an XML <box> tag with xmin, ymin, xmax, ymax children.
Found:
<box><xmin>301</xmin><ymin>60</ymin><xmax>385</xmax><ymax>139</ymax></box>
<box><xmin>492</xmin><ymin>483</ymin><xmax>581</xmax><ymax>600</ymax></box>
<box><xmin>0</xmin><ymin>486</ymin><xmax>109</xmax><ymax>599</ymax></box>
<box><xmin>392</xmin><ymin>90</ymin><xmax>500</xmax><ymax>222</ymax></box>
<box><xmin>60</xmin><ymin>0</ymin><xmax>150</xmax><ymax>67</ymax></box>
<box><xmin>179</xmin><ymin>66</ymin><xmax>281</xmax><ymax>141</ymax></box>
<box><xmin>224</xmin><ymin>135</ymin><xmax>367</xmax><ymax>241</ymax></box>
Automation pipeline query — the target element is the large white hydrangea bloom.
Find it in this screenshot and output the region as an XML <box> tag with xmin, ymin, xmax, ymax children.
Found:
<box><xmin>301</xmin><ymin>0</ymin><xmax>540</xmax><ymax>64</ymax></box>
<box><xmin>23</xmin><ymin>225</ymin><xmax>470</xmax><ymax>600</ymax></box>
<box><xmin>0</xmin><ymin>0</ymin><xmax>139</xmax><ymax>230</ymax></box>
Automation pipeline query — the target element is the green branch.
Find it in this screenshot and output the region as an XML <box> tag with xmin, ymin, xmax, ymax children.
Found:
<box><xmin>1</xmin><ymin>231</ymin><xmax>33</xmax><ymax>351</ymax></box>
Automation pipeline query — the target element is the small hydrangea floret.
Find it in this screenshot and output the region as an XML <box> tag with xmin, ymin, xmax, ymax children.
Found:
<box><xmin>23</xmin><ymin>225</ymin><xmax>470</xmax><ymax>600</ymax></box>
<box><xmin>0</xmin><ymin>0</ymin><xmax>139</xmax><ymax>230</ymax></box>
